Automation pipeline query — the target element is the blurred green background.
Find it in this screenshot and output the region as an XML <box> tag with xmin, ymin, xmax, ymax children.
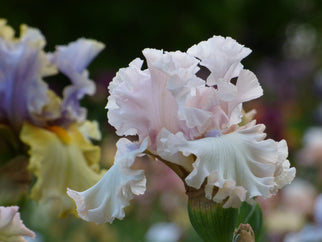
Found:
<box><xmin>2</xmin><ymin>0</ymin><xmax>322</xmax><ymax>241</ymax></box>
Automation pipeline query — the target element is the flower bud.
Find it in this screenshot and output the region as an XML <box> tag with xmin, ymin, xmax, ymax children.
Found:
<box><xmin>233</xmin><ymin>224</ymin><xmax>255</xmax><ymax>242</ymax></box>
<box><xmin>186</xmin><ymin>185</ymin><xmax>238</xmax><ymax>242</ymax></box>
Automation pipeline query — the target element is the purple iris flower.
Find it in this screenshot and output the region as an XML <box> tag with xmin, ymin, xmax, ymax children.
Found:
<box><xmin>0</xmin><ymin>21</ymin><xmax>104</xmax><ymax>131</ymax></box>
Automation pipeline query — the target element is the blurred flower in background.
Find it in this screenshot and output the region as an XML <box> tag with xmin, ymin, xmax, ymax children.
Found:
<box><xmin>284</xmin><ymin>194</ymin><xmax>322</xmax><ymax>242</ymax></box>
<box><xmin>0</xmin><ymin>19</ymin><xmax>105</xmax><ymax>219</ymax></box>
<box><xmin>297</xmin><ymin>127</ymin><xmax>322</xmax><ymax>166</ymax></box>
<box><xmin>259</xmin><ymin>179</ymin><xmax>317</xmax><ymax>240</ymax></box>
<box><xmin>145</xmin><ymin>222</ymin><xmax>182</xmax><ymax>242</ymax></box>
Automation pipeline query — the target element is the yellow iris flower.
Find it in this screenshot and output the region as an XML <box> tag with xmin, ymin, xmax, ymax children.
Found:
<box><xmin>20</xmin><ymin>121</ymin><xmax>105</xmax><ymax>216</ymax></box>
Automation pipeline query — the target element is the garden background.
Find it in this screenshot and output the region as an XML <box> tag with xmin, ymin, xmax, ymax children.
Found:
<box><xmin>2</xmin><ymin>0</ymin><xmax>322</xmax><ymax>241</ymax></box>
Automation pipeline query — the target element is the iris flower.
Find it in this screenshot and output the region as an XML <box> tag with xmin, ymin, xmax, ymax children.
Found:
<box><xmin>68</xmin><ymin>35</ymin><xmax>295</xmax><ymax>223</ymax></box>
<box><xmin>0</xmin><ymin>20</ymin><xmax>105</xmax><ymax>215</ymax></box>
<box><xmin>0</xmin><ymin>206</ymin><xmax>35</xmax><ymax>242</ymax></box>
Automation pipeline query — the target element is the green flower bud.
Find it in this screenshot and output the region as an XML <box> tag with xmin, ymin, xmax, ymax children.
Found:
<box><xmin>186</xmin><ymin>185</ymin><xmax>238</xmax><ymax>242</ymax></box>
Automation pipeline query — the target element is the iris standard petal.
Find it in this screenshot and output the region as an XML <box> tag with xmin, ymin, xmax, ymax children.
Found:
<box><xmin>223</xmin><ymin>69</ymin><xmax>263</xmax><ymax>127</ymax></box>
<box><xmin>0</xmin><ymin>22</ymin><xmax>56</xmax><ymax>130</ymax></box>
<box><xmin>142</xmin><ymin>48</ymin><xmax>202</xmax><ymax>102</ymax></box>
<box><xmin>107</xmin><ymin>56</ymin><xmax>181</xmax><ymax>148</ymax></box>
<box><xmin>67</xmin><ymin>138</ymin><xmax>148</xmax><ymax>223</ymax></box>
<box><xmin>187</xmin><ymin>35</ymin><xmax>251</xmax><ymax>85</ymax></box>
<box><xmin>49</xmin><ymin>38</ymin><xmax>105</xmax><ymax>123</ymax></box>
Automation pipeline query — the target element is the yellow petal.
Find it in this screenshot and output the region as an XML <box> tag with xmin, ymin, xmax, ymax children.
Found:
<box><xmin>20</xmin><ymin>122</ymin><xmax>104</xmax><ymax>216</ymax></box>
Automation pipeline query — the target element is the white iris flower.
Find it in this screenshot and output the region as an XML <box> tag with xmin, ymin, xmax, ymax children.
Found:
<box><xmin>68</xmin><ymin>35</ymin><xmax>295</xmax><ymax>223</ymax></box>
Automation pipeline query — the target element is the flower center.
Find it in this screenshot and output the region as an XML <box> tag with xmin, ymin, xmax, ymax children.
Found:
<box><xmin>48</xmin><ymin>126</ymin><xmax>71</xmax><ymax>145</ymax></box>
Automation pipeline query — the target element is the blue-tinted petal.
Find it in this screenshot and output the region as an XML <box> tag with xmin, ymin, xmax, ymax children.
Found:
<box><xmin>0</xmin><ymin>22</ymin><xmax>56</xmax><ymax>130</ymax></box>
<box><xmin>49</xmin><ymin>39</ymin><xmax>105</xmax><ymax>122</ymax></box>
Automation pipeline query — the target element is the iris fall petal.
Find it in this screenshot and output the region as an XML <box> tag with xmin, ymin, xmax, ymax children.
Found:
<box><xmin>67</xmin><ymin>138</ymin><xmax>148</xmax><ymax>223</ymax></box>
<box><xmin>162</xmin><ymin>123</ymin><xmax>295</xmax><ymax>208</ymax></box>
<box><xmin>20</xmin><ymin>122</ymin><xmax>103</xmax><ymax>216</ymax></box>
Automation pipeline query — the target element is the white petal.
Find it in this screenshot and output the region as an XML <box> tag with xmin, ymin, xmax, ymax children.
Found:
<box><xmin>168</xmin><ymin>124</ymin><xmax>295</xmax><ymax>208</ymax></box>
<box><xmin>67</xmin><ymin>138</ymin><xmax>148</xmax><ymax>224</ymax></box>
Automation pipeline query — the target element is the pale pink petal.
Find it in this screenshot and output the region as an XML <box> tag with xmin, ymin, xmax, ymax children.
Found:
<box><xmin>142</xmin><ymin>49</ymin><xmax>203</xmax><ymax>105</ymax></box>
<box><xmin>182</xmin><ymin>70</ymin><xmax>262</xmax><ymax>134</ymax></box>
<box><xmin>224</xmin><ymin>69</ymin><xmax>263</xmax><ymax>126</ymax></box>
<box><xmin>235</xmin><ymin>70</ymin><xmax>263</xmax><ymax>102</ymax></box>
<box><xmin>216</xmin><ymin>78</ymin><xmax>238</xmax><ymax>101</ymax></box>
<box><xmin>67</xmin><ymin>138</ymin><xmax>148</xmax><ymax>224</ymax></box>
<box><xmin>182</xmin><ymin>87</ymin><xmax>230</xmax><ymax>136</ymax></box>
<box><xmin>187</xmin><ymin>35</ymin><xmax>251</xmax><ymax>84</ymax></box>
<box><xmin>107</xmin><ymin>55</ymin><xmax>181</xmax><ymax>148</ymax></box>
<box><xmin>0</xmin><ymin>206</ymin><xmax>35</xmax><ymax>242</ymax></box>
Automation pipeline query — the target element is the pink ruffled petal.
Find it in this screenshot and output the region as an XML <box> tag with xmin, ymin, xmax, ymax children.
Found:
<box><xmin>187</xmin><ymin>35</ymin><xmax>251</xmax><ymax>84</ymax></box>
<box><xmin>107</xmin><ymin>52</ymin><xmax>183</xmax><ymax>149</ymax></box>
